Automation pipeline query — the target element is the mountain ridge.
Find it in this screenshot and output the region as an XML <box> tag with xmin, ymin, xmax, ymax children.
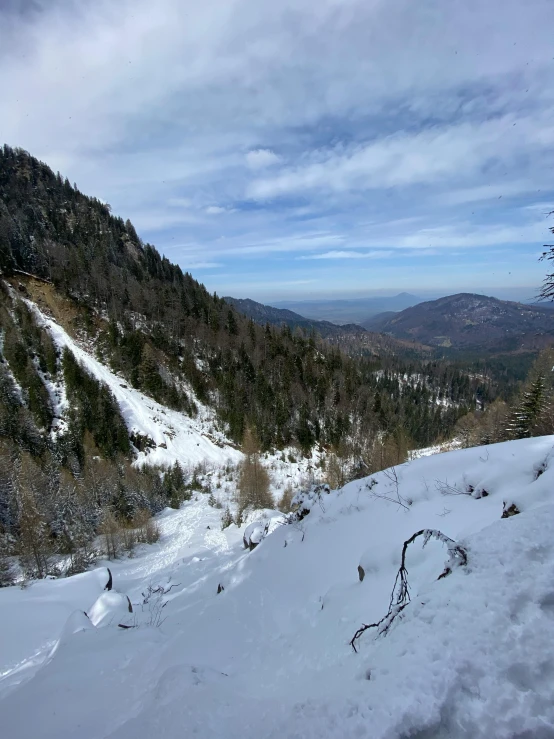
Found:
<box><xmin>224</xmin><ymin>294</ymin><xmax>438</xmax><ymax>359</ymax></box>
<box><xmin>364</xmin><ymin>292</ymin><xmax>554</xmax><ymax>352</ymax></box>
<box><xmin>270</xmin><ymin>292</ymin><xmax>422</xmax><ymax>324</ymax></box>
<box><xmin>223</xmin><ymin>296</ymin><xmax>368</xmax><ymax>338</ymax></box>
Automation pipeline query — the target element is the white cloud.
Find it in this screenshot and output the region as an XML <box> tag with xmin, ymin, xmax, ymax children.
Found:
<box><xmin>521</xmin><ymin>202</ymin><xmax>554</xmax><ymax>214</ymax></box>
<box><xmin>385</xmin><ymin>221</ymin><xmax>548</xmax><ymax>250</ymax></box>
<box><xmin>299</xmin><ymin>250</ymin><xmax>394</xmax><ymax>260</ymax></box>
<box><xmin>180</xmin><ymin>260</ymin><xmax>222</xmax><ymax>269</ymax></box>
<box><xmin>1</xmin><ymin>0</ymin><xmax>553</xmax><ymax>294</ymax></box>
<box><xmin>205</xmin><ymin>205</ymin><xmax>235</xmax><ymax>215</ymax></box>
<box><xmin>168</xmin><ymin>197</ymin><xmax>194</xmax><ymax>208</ymax></box>
<box><xmin>246</xmin><ymin>149</ymin><xmax>281</xmax><ymax>170</ymax></box>
<box><xmin>3</xmin><ymin>0</ymin><xmax>553</xmax><ymax>183</ymax></box>
<box><xmin>246</xmin><ymin>113</ymin><xmax>554</xmax><ymax>200</ymax></box>
<box><xmin>225</xmin><ymin>232</ymin><xmax>346</xmax><ymax>256</ymax></box>
<box><xmin>126</xmin><ymin>209</ymin><xmax>203</xmax><ymax>231</ymax></box>
<box><xmin>438</xmin><ymin>182</ymin><xmax>537</xmax><ymax>207</ymax></box>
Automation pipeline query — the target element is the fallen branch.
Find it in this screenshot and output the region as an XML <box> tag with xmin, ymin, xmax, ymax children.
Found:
<box><xmin>12</xmin><ymin>269</ymin><xmax>53</xmax><ymax>284</ymax></box>
<box><xmin>350</xmin><ymin>528</ymin><xmax>467</xmax><ymax>652</ymax></box>
<box><xmin>434</xmin><ymin>479</ymin><xmax>469</xmax><ymax>496</ymax></box>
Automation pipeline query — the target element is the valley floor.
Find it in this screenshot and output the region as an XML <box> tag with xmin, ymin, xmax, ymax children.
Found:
<box><xmin>2</xmin><ymin>437</ymin><xmax>554</xmax><ymax>738</ymax></box>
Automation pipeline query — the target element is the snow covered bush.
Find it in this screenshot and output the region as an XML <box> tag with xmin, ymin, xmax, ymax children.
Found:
<box><xmin>290</xmin><ymin>483</ymin><xmax>331</xmax><ymax>521</ymax></box>
<box><xmin>243</xmin><ymin>521</ymin><xmax>268</xmax><ymax>551</ymax></box>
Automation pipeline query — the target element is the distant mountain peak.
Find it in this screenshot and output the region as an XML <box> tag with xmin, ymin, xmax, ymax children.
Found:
<box><xmin>363</xmin><ymin>292</ymin><xmax>554</xmax><ymax>352</ymax></box>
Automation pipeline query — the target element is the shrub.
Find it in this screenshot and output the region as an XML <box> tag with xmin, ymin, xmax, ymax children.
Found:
<box><xmin>220</xmin><ymin>507</ymin><xmax>233</xmax><ymax>530</ymax></box>
<box><xmin>277</xmin><ymin>484</ymin><xmax>294</xmax><ymax>512</ymax></box>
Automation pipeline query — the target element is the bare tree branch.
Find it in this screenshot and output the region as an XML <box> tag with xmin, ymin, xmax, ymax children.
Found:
<box><xmin>350</xmin><ymin>529</ymin><xmax>467</xmax><ymax>652</ymax></box>
<box><xmin>434</xmin><ymin>478</ymin><xmax>470</xmax><ymax>496</ymax></box>
<box><xmin>365</xmin><ymin>468</ymin><xmax>410</xmax><ymax>510</ymax></box>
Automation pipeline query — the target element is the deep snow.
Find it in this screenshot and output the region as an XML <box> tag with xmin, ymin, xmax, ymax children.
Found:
<box><xmin>1</xmin><ymin>436</ymin><xmax>554</xmax><ymax>738</ymax></box>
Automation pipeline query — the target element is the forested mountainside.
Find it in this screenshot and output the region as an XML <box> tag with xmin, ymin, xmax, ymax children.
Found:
<box><xmin>223</xmin><ymin>296</ymin><xmax>367</xmax><ymax>338</ymax></box>
<box><xmin>0</xmin><ymin>144</ymin><xmax>544</xmax><ymax>585</ymax></box>
<box><xmin>0</xmin><ymin>145</ymin><xmax>493</xmax><ymax>452</ymax></box>
<box><xmin>365</xmin><ymin>292</ymin><xmax>554</xmax><ymax>352</ymax></box>
<box><xmin>224</xmin><ymin>295</ymin><xmax>428</xmax><ymax>359</ymax></box>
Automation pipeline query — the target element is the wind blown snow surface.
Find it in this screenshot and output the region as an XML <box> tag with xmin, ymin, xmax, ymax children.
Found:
<box><xmin>2</xmin><ymin>437</ymin><xmax>554</xmax><ymax>738</ymax></box>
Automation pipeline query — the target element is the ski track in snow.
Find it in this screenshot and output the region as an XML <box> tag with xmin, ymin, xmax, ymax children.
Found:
<box><xmin>1</xmin><ymin>437</ymin><xmax>554</xmax><ymax>737</ymax></box>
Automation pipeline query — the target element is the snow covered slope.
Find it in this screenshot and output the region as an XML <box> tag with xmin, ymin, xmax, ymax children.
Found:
<box><xmin>2</xmin><ymin>437</ymin><xmax>554</xmax><ymax>738</ymax></box>
<box><xmin>27</xmin><ymin>301</ymin><xmax>242</xmax><ymax>469</ymax></box>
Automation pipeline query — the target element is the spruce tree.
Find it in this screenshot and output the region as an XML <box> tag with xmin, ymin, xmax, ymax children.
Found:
<box><xmin>507</xmin><ymin>374</ymin><xmax>547</xmax><ymax>439</ymax></box>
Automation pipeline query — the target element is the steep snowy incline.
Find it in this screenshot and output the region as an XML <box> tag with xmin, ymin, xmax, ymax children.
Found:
<box><xmin>1</xmin><ymin>437</ymin><xmax>554</xmax><ymax>738</ymax></box>
<box><xmin>0</xmin><ymin>495</ymin><xmax>248</xmax><ymax>700</ymax></box>
<box><xmin>27</xmin><ymin>300</ymin><xmax>242</xmax><ymax>469</ymax></box>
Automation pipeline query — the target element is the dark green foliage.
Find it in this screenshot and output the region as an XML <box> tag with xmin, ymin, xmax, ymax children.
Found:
<box><xmin>163</xmin><ymin>462</ymin><xmax>193</xmax><ymax>508</ymax></box>
<box><xmin>62</xmin><ymin>347</ymin><xmax>130</xmax><ymax>459</ymax></box>
<box><xmin>0</xmin><ymin>363</ymin><xmax>44</xmax><ymax>455</ymax></box>
<box><xmin>508</xmin><ymin>375</ymin><xmax>547</xmax><ymax>439</ymax></box>
<box><xmin>0</xmin><ymin>145</ymin><xmax>501</xmax><ymax>452</ymax></box>
<box><xmin>505</xmin><ymin>348</ymin><xmax>554</xmax><ymax>440</ymax></box>
<box><xmin>2</xmin><ymin>320</ymin><xmax>53</xmax><ymax>431</ymax></box>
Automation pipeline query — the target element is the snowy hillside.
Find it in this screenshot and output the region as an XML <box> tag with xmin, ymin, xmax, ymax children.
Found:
<box><xmin>26</xmin><ymin>300</ymin><xmax>242</xmax><ymax>469</ymax></box>
<box><xmin>1</xmin><ymin>436</ymin><xmax>554</xmax><ymax>737</ymax></box>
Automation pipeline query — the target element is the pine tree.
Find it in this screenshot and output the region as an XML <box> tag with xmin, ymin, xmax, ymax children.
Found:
<box><xmin>220</xmin><ymin>506</ymin><xmax>233</xmax><ymax>529</ymax></box>
<box><xmin>139</xmin><ymin>343</ymin><xmax>163</xmax><ymax>397</ymax></box>
<box><xmin>226</xmin><ymin>309</ymin><xmax>239</xmax><ymax>336</ymax></box>
<box><xmin>508</xmin><ymin>374</ymin><xmax>547</xmax><ymax>439</ymax></box>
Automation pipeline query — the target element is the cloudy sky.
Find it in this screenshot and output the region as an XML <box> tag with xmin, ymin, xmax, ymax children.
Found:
<box><xmin>1</xmin><ymin>0</ymin><xmax>554</xmax><ymax>302</ymax></box>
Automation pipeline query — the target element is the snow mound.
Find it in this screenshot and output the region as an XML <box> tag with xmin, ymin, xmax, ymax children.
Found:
<box><xmin>87</xmin><ymin>591</ymin><xmax>133</xmax><ymax>628</ymax></box>
<box><xmin>242</xmin><ymin>521</ymin><xmax>266</xmax><ymax>549</ymax></box>
<box><xmin>26</xmin><ymin>301</ymin><xmax>242</xmax><ymax>468</ymax></box>
<box><xmin>2</xmin><ymin>437</ymin><xmax>554</xmax><ymax>737</ymax></box>
<box><xmin>58</xmin><ymin>610</ymin><xmax>95</xmax><ymax>641</ymax></box>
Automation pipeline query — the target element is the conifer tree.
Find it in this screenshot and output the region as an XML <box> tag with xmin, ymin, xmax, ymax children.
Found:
<box><xmin>508</xmin><ymin>374</ymin><xmax>547</xmax><ymax>439</ymax></box>
<box><xmin>139</xmin><ymin>343</ymin><xmax>162</xmax><ymax>397</ymax></box>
